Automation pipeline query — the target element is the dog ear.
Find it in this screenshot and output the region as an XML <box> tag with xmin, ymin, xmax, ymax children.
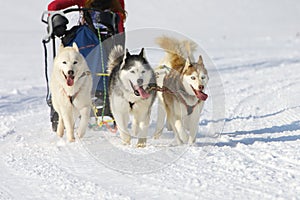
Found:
<box><xmin>183</xmin><ymin>57</ymin><xmax>191</xmax><ymax>72</ymax></box>
<box><xmin>125</xmin><ymin>48</ymin><xmax>131</xmax><ymax>58</ymax></box>
<box><xmin>58</xmin><ymin>43</ymin><xmax>65</xmax><ymax>53</ymax></box>
<box><xmin>121</xmin><ymin>49</ymin><xmax>130</xmax><ymax>69</ymax></box>
<box><xmin>72</xmin><ymin>42</ymin><xmax>79</xmax><ymax>52</ymax></box>
<box><xmin>186</xmin><ymin>57</ymin><xmax>191</xmax><ymax>67</ymax></box>
<box><xmin>197</xmin><ymin>55</ymin><xmax>203</xmax><ymax>65</ymax></box>
<box><xmin>139</xmin><ymin>48</ymin><xmax>145</xmax><ymax>58</ymax></box>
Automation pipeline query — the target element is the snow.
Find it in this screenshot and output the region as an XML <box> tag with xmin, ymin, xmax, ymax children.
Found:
<box><xmin>1</xmin><ymin>0</ymin><xmax>300</xmax><ymax>199</ymax></box>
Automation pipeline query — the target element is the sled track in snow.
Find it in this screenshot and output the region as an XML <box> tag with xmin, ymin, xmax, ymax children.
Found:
<box><xmin>1</xmin><ymin>40</ymin><xmax>300</xmax><ymax>198</ymax></box>
<box><xmin>0</xmin><ymin>187</ymin><xmax>13</xmax><ymax>200</ymax></box>
<box><xmin>219</xmin><ymin>56</ymin><xmax>300</xmax><ymax>182</ymax></box>
<box><xmin>3</xmin><ymin>144</ymin><xmax>125</xmax><ymax>199</ymax></box>
<box><xmin>0</xmin><ymin>87</ymin><xmax>45</xmax><ymax>115</ymax></box>
<box><xmin>217</xmin><ymin>57</ymin><xmax>300</xmax><ymax>72</ymax></box>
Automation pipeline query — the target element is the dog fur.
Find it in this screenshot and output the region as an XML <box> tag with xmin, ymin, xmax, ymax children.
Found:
<box><xmin>154</xmin><ymin>36</ymin><xmax>209</xmax><ymax>144</ymax></box>
<box><xmin>108</xmin><ymin>45</ymin><xmax>156</xmax><ymax>147</ymax></box>
<box><xmin>50</xmin><ymin>43</ymin><xmax>92</xmax><ymax>142</ymax></box>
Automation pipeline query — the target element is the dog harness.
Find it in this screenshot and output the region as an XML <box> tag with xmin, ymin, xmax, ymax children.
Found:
<box><xmin>164</xmin><ymin>86</ymin><xmax>201</xmax><ymax>115</ymax></box>
<box><xmin>147</xmin><ymin>84</ymin><xmax>201</xmax><ymax>115</ymax></box>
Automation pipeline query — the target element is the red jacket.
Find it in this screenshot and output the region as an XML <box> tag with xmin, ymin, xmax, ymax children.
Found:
<box><xmin>48</xmin><ymin>0</ymin><xmax>125</xmax><ymax>32</ymax></box>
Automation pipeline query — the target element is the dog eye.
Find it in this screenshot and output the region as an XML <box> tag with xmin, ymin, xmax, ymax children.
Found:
<box><xmin>73</xmin><ymin>61</ymin><xmax>78</xmax><ymax>65</ymax></box>
<box><xmin>191</xmin><ymin>76</ymin><xmax>196</xmax><ymax>80</ymax></box>
<box><xmin>130</xmin><ymin>71</ymin><xmax>135</xmax><ymax>74</ymax></box>
<box><xmin>201</xmin><ymin>75</ymin><xmax>206</xmax><ymax>80</ymax></box>
<box><xmin>62</xmin><ymin>61</ymin><xmax>67</xmax><ymax>64</ymax></box>
<box><xmin>142</xmin><ymin>70</ymin><xmax>146</xmax><ymax>73</ymax></box>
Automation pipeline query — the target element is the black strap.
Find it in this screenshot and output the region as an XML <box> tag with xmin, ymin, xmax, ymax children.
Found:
<box><xmin>129</xmin><ymin>102</ymin><xmax>135</xmax><ymax>109</ymax></box>
<box><xmin>42</xmin><ymin>40</ymin><xmax>51</xmax><ymax>107</ymax></box>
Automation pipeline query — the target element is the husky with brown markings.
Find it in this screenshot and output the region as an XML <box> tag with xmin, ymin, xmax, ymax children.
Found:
<box><xmin>154</xmin><ymin>36</ymin><xmax>209</xmax><ymax>144</ymax></box>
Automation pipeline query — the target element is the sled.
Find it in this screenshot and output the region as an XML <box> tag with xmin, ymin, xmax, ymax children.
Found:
<box><xmin>41</xmin><ymin>8</ymin><xmax>122</xmax><ymax>132</ymax></box>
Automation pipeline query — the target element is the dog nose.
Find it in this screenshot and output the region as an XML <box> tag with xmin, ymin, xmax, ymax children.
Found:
<box><xmin>199</xmin><ymin>85</ymin><xmax>204</xmax><ymax>90</ymax></box>
<box><xmin>137</xmin><ymin>78</ymin><xmax>143</xmax><ymax>85</ymax></box>
<box><xmin>68</xmin><ymin>70</ymin><xmax>74</xmax><ymax>76</ymax></box>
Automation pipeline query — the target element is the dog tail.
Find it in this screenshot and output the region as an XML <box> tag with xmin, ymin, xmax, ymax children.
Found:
<box><xmin>107</xmin><ymin>45</ymin><xmax>125</xmax><ymax>75</ymax></box>
<box><xmin>156</xmin><ymin>36</ymin><xmax>197</xmax><ymax>65</ymax></box>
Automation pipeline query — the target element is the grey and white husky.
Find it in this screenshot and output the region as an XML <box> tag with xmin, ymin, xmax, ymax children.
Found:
<box><xmin>107</xmin><ymin>46</ymin><xmax>156</xmax><ymax>147</ymax></box>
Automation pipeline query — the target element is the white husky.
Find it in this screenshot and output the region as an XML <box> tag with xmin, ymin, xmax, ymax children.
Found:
<box><xmin>154</xmin><ymin>36</ymin><xmax>209</xmax><ymax>144</ymax></box>
<box><xmin>50</xmin><ymin>43</ymin><xmax>92</xmax><ymax>142</ymax></box>
<box><xmin>108</xmin><ymin>46</ymin><xmax>156</xmax><ymax>147</ymax></box>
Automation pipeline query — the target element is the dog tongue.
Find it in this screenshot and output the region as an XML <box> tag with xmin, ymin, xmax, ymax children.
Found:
<box><xmin>195</xmin><ymin>90</ymin><xmax>208</xmax><ymax>101</ymax></box>
<box><xmin>136</xmin><ymin>86</ymin><xmax>150</xmax><ymax>99</ymax></box>
<box><xmin>67</xmin><ymin>76</ymin><xmax>74</xmax><ymax>86</ymax></box>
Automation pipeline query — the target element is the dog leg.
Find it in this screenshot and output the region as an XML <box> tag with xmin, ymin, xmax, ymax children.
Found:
<box><xmin>188</xmin><ymin>123</ymin><xmax>198</xmax><ymax>144</ymax></box>
<box><xmin>115</xmin><ymin>112</ymin><xmax>131</xmax><ymax>145</ymax></box>
<box><xmin>188</xmin><ymin>111</ymin><xmax>202</xmax><ymax>144</ymax></box>
<box><xmin>172</xmin><ymin>126</ymin><xmax>183</xmax><ymax>145</ymax></box>
<box><xmin>57</xmin><ymin>113</ymin><xmax>64</xmax><ymax>138</ymax></box>
<box><xmin>188</xmin><ymin>105</ymin><xmax>203</xmax><ymax>144</ymax></box>
<box><xmin>168</xmin><ymin>116</ymin><xmax>183</xmax><ymax>145</ymax></box>
<box><xmin>174</xmin><ymin>119</ymin><xmax>188</xmax><ymax>144</ymax></box>
<box><xmin>153</xmin><ymin>103</ymin><xmax>165</xmax><ymax>139</ymax></box>
<box><xmin>166</xmin><ymin>121</ymin><xmax>172</xmax><ymax>131</ymax></box>
<box><xmin>119</xmin><ymin>126</ymin><xmax>131</xmax><ymax>145</ymax></box>
<box><xmin>61</xmin><ymin>111</ymin><xmax>75</xmax><ymax>142</ymax></box>
<box><xmin>136</xmin><ymin>114</ymin><xmax>150</xmax><ymax>148</ymax></box>
<box><xmin>77</xmin><ymin>106</ymin><xmax>90</xmax><ymax>138</ymax></box>
<box><xmin>132</xmin><ymin>117</ymin><xmax>138</xmax><ymax>137</ymax></box>
<box><xmin>110</xmin><ymin>97</ymin><xmax>131</xmax><ymax>145</ymax></box>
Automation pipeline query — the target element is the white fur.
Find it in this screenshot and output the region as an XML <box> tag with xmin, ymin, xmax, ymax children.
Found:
<box><xmin>50</xmin><ymin>43</ymin><xmax>92</xmax><ymax>142</ymax></box>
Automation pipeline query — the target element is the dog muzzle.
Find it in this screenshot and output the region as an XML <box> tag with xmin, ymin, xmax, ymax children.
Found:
<box><xmin>191</xmin><ymin>85</ymin><xmax>208</xmax><ymax>101</ymax></box>
<box><xmin>62</xmin><ymin>71</ymin><xmax>75</xmax><ymax>86</ymax></box>
<box><xmin>130</xmin><ymin>81</ymin><xmax>150</xmax><ymax>99</ymax></box>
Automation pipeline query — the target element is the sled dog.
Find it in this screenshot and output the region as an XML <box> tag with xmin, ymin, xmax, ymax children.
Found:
<box><xmin>154</xmin><ymin>36</ymin><xmax>209</xmax><ymax>144</ymax></box>
<box><xmin>108</xmin><ymin>46</ymin><xmax>156</xmax><ymax>147</ymax></box>
<box><xmin>50</xmin><ymin>43</ymin><xmax>92</xmax><ymax>142</ymax></box>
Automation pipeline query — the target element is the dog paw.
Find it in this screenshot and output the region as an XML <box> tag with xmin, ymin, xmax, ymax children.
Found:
<box><xmin>122</xmin><ymin>140</ymin><xmax>131</xmax><ymax>145</ymax></box>
<box><xmin>153</xmin><ymin>132</ymin><xmax>162</xmax><ymax>139</ymax></box>
<box><xmin>188</xmin><ymin>136</ymin><xmax>196</xmax><ymax>145</ymax></box>
<box><xmin>68</xmin><ymin>137</ymin><xmax>75</xmax><ymax>143</ymax></box>
<box><xmin>120</xmin><ymin>132</ymin><xmax>131</xmax><ymax>145</ymax></box>
<box><xmin>136</xmin><ymin>143</ymin><xmax>146</xmax><ymax>148</ymax></box>
<box><xmin>57</xmin><ymin>132</ymin><xmax>64</xmax><ymax>138</ymax></box>
<box><xmin>153</xmin><ymin>135</ymin><xmax>160</xmax><ymax>140</ymax></box>
<box><xmin>77</xmin><ymin>132</ymin><xmax>85</xmax><ymax>138</ymax></box>
<box><xmin>121</xmin><ymin>137</ymin><xmax>131</xmax><ymax>145</ymax></box>
<box><xmin>175</xmin><ymin>137</ymin><xmax>183</xmax><ymax>145</ymax></box>
<box><xmin>136</xmin><ymin>138</ymin><xmax>147</xmax><ymax>148</ymax></box>
<box><xmin>180</xmin><ymin>134</ymin><xmax>189</xmax><ymax>143</ymax></box>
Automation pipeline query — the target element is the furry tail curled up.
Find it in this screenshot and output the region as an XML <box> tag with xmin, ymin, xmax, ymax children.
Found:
<box><xmin>156</xmin><ymin>36</ymin><xmax>197</xmax><ymax>62</ymax></box>
<box><xmin>107</xmin><ymin>45</ymin><xmax>125</xmax><ymax>75</ymax></box>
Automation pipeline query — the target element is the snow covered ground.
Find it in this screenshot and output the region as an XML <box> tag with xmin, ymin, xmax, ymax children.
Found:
<box><xmin>1</xmin><ymin>0</ymin><xmax>300</xmax><ymax>199</ymax></box>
